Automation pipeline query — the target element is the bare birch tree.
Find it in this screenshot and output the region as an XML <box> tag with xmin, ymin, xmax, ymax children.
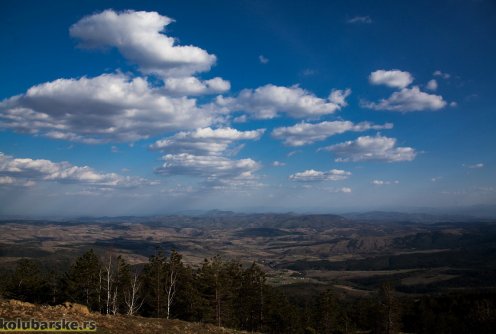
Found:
<box><xmin>104</xmin><ymin>254</ymin><xmax>114</xmax><ymax>315</ymax></box>
<box><xmin>165</xmin><ymin>250</ymin><xmax>182</xmax><ymax>319</ymax></box>
<box><xmin>124</xmin><ymin>271</ymin><xmax>144</xmax><ymax>316</ymax></box>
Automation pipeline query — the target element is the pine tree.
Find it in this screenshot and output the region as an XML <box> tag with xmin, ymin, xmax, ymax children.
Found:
<box><xmin>317</xmin><ymin>289</ymin><xmax>338</xmax><ymax>334</ymax></box>
<box><xmin>63</xmin><ymin>249</ymin><xmax>102</xmax><ymax>311</ymax></box>
<box><xmin>7</xmin><ymin>258</ymin><xmax>46</xmax><ymax>303</ymax></box>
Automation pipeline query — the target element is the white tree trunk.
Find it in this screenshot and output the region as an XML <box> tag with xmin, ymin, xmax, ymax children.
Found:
<box><xmin>125</xmin><ymin>271</ymin><xmax>143</xmax><ymax>316</ymax></box>
<box><xmin>104</xmin><ymin>255</ymin><xmax>113</xmax><ymax>315</ymax></box>
<box><xmin>166</xmin><ymin>269</ymin><xmax>177</xmax><ymax>320</ymax></box>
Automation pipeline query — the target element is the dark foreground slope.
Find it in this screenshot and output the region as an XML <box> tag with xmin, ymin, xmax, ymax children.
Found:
<box><xmin>0</xmin><ymin>299</ymin><xmax>249</xmax><ymax>334</ymax></box>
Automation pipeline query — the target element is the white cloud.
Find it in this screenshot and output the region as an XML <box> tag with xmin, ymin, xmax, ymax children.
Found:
<box><xmin>70</xmin><ymin>10</ymin><xmax>216</xmax><ymax>77</ymax></box>
<box><xmin>362</xmin><ymin>86</ymin><xmax>447</xmax><ymax>112</ymax></box>
<box><xmin>465</xmin><ymin>163</ymin><xmax>484</xmax><ymax>169</ymax></box>
<box><xmin>233</xmin><ymin>115</ymin><xmax>247</xmax><ymax>123</ymax></box>
<box><xmin>321</xmin><ymin>135</ymin><xmax>416</xmax><ymax>162</ymax></box>
<box><xmin>289</xmin><ymin>169</ymin><xmax>351</xmax><ymax>182</ymax></box>
<box><xmin>150</xmin><ymin>127</ymin><xmax>265</xmax><ymax>155</ymax></box>
<box><xmin>155</xmin><ymin>153</ymin><xmax>260</xmax><ymax>182</ymax></box>
<box><xmin>301</xmin><ymin>69</ymin><xmax>316</xmax><ymax>76</ymax></box>
<box><xmin>0</xmin><ymin>73</ymin><xmax>212</xmax><ymax>143</ymax></box>
<box><xmin>347</xmin><ymin>16</ymin><xmax>372</xmax><ymax>24</ymax></box>
<box><xmin>329</xmin><ymin>89</ymin><xmax>352</xmax><ymax>107</ymax></box>
<box><xmin>272</xmin><ymin>161</ymin><xmax>286</xmax><ymax>167</ymax></box>
<box><xmin>259</xmin><ymin>55</ymin><xmax>269</xmax><ymax>64</ymax></box>
<box><xmin>426</xmin><ymin>79</ymin><xmax>438</xmax><ymax>91</ymax></box>
<box><xmin>369</xmin><ymin>70</ymin><xmax>413</xmax><ymax>89</ymax></box>
<box><xmin>371</xmin><ymin>179</ymin><xmax>399</xmax><ymax>185</ymax></box>
<box><xmin>219</xmin><ymin>84</ymin><xmax>349</xmax><ymax>119</ymax></box>
<box><xmin>164</xmin><ymin>76</ymin><xmax>230</xmax><ymax>96</ymax></box>
<box><xmin>433</xmin><ymin>70</ymin><xmax>450</xmax><ymax>79</ymax></box>
<box><xmin>0</xmin><ymin>176</ymin><xmax>15</xmax><ymax>185</ymax></box>
<box><xmin>287</xmin><ymin>150</ymin><xmax>302</xmax><ymax>157</ymax></box>
<box><xmin>339</xmin><ymin>187</ymin><xmax>352</xmax><ymax>193</ymax></box>
<box><xmin>0</xmin><ymin>152</ymin><xmax>153</xmax><ymax>188</ymax></box>
<box><xmin>272</xmin><ymin>120</ymin><xmax>393</xmax><ymax>146</ymax></box>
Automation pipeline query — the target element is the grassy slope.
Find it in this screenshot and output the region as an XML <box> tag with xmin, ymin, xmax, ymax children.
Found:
<box><xmin>0</xmin><ymin>299</ymin><xmax>250</xmax><ymax>334</ymax></box>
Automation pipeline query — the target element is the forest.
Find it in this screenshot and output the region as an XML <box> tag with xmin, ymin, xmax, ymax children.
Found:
<box><xmin>1</xmin><ymin>249</ymin><xmax>495</xmax><ymax>334</ymax></box>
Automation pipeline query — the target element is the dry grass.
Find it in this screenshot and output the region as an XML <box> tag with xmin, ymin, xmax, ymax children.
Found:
<box><xmin>0</xmin><ymin>299</ymin><xmax>251</xmax><ymax>334</ymax></box>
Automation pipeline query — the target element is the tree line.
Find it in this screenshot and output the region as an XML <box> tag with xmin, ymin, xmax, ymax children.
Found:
<box><xmin>1</xmin><ymin>249</ymin><xmax>495</xmax><ymax>333</ymax></box>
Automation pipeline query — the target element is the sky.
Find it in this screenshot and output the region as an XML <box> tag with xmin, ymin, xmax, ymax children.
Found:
<box><xmin>0</xmin><ymin>0</ymin><xmax>495</xmax><ymax>216</ymax></box>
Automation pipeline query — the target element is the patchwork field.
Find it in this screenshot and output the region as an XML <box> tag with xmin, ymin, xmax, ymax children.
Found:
<box><xmin>1</xmin><ymin>212</ymin><xmax>495</xmax><ymax>294</ymax></box>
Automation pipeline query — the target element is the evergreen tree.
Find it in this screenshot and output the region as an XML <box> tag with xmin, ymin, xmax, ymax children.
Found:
<box><xmin>142</xmin><ymin>248</ymin><xmax>167</xmax><ymax>317</ymax></box>
<box><xmin>237</xmin><ymin>262</ymin><xmax>265</xmax><ymax>331</ymax></box>
<box><xmin>317</xmin><ymin>289</ymin><xmax>339</xmax><ymax>334</ymax></box>
<box><xmin>63</xmin><ymin>249</ymin><xmax>102</xmax><ymax>310</ymax></box>
<box><xmin>7</xmin><ymin>258</ymin><xmax>47</xmax><ymax>303</ymax></box>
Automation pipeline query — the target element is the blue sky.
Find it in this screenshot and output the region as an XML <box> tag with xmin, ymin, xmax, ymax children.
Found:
<box><xmin>0</xmin><ymin>0</ymin><xmax>495</xmax><ymax>216</ymax></box>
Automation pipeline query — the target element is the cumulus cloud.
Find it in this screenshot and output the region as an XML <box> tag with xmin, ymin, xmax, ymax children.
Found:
<box><xmin>426</xmin><ymin>79</ymin><xmax>438</xmax><ymax>91</ymax></box>
<box><xmin>218</xmin><ymin>84</ymin><xmax>349</xmax><ymax>119</ymax></box>
<box><xmin>155</xmin><ymin>153</ymin><xmax>260</xmax><ymax>183</ymax></box>
<box><xmin>369</xmin><ymin>70</ymin><xmax>413</xmax><ymax>89</ymax></box>
<box><xmin>70</xmin><ymin>10</ymin><xmax>216</xmax><ymax>77</ymax></box>
<box><xmin>362</xmin><ymin>86</ymin><xmax>447</xmax><ymax>112</ymax></box>
<box><xmin>321</xmin><ymin>135</ymin><xmax>416</xmax><ymax>162</ymax></box>
<box><xmin>150</xmin><ymin>127</ymin><xmax>265</xmax><ymax>155</ymax></box>
<box><xmin>164</xmin><ymin>76</ymin><xmax>230</xmax><ymax>96</ymax></box>
<box><xmin>272</xmin><ymin>120</ymin><xmax>393</xmax><ymax>146</ymax></box>
<box><xmin>0</xmin><ymin>152</ymin><xmax>153</xmax><ymax>188</ymax></box>
<box><xmin>289</xmin><ymin>169</ymin><xmax>351</xmax><ymax>182</ymax></box>
<box><xmin>272</xmin><ymin>161</ymin><xmax>286</xmax><ymax>167</ymax></box>
<box><xmin>0</xmin><ymin>73</ymin><xmax>212</xmax><ymax>143</ymax></box>
<box><xmin>347</xmin><ymin>16</ymin><xmax>372</xmax><ymax>24</ymax></box>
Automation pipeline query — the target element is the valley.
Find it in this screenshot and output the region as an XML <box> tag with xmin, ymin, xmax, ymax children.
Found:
<box><xmin>1</xmin><ymin>211</ymin><xmax>495</xmax><ymax>295</ymax></box>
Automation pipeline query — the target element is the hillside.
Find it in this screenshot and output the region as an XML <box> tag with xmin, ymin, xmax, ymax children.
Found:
<box><xmin>0</xmin><ymin>299</ymin><xmax>249</xmax><ymax>334</ymax></box>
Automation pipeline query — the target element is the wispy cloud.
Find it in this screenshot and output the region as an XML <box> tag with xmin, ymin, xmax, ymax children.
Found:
<box><xmin>371</xmin><ymin>179</ymin><xmax>399</xmax><ymax>185</ymax></box>
<box><xmin>259</xmin><ymin>55</ymin><xmax>269</xmax><ymax>64</ymax></box>
<box><xmin>464</xmin><ymin>163</ymin><xmax>484</xmax><ymax>169</ymax></box>
<box><xmin>433</xmin><ymin>70</ymin><xmax>451</xmax><ymax>79</ymax></box>
<box><xmin>347</xmin><ymin>16</ymin><xmax>372</xmax><ymax>24</ymax></box>
<box><xmin>289</xmin><ymin>169</ymin><xmax>351</xmax><ymax>182</ymax></box>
